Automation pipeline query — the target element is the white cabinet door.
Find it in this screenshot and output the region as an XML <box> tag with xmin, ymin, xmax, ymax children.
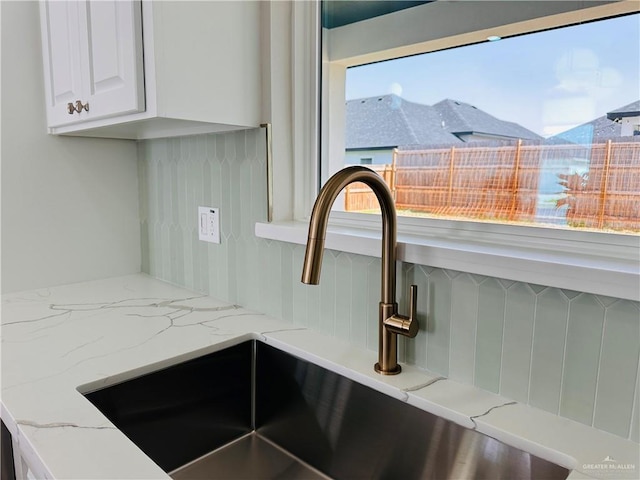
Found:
<box><xmin>40</xmin><ymin>0</ymin><xmax>262</xmax><ymax>138</ymax></box>
<box><xmin>39</xmin><ymin>0</ymin><xmax>85</xmax><ymax>126</ymax></box>
<box><xmin>78</xmin><ymin>0</ymin><xmax>144</xmax><ymax>121</ymax></box>
<box><xmin>40</xmin><ymin>0</ymin><xmax>144</xmax><ymax>128</ymax></box>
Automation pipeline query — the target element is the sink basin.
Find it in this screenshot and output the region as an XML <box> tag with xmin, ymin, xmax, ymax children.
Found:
<box><xmin>82</xmin><ymin>340</ymin><xmax>570</xmax><ymax>479</ymax></box>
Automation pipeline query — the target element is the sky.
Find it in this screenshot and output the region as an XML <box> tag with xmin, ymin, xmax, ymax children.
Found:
<box><xmin>345</xmin><ymin>13</ymin><xmax>640</xmax><ymax>137</ymax></box>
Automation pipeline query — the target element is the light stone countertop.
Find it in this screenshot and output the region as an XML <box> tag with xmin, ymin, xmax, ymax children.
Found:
<box><xmin>1</xmin><ymin>274</ymin><xmax>638</xmax><ymax>479</ymax></box>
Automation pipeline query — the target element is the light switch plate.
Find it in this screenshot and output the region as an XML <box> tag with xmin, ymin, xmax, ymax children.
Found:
<box><xmin>198</xmin><ymin>206</ymin><xmax>220</xmax><ymax>244</ymax></box>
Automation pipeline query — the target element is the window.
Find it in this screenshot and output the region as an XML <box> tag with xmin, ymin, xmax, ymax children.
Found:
<box><xmin>322</xmin><ymin>2</ymin><xmax>639</xmax><ymax>234</ymax></box>
<box><xmin>255</xmin><ymin>1</ymin><xmax>639</xmax><ymax>301</ymax></box>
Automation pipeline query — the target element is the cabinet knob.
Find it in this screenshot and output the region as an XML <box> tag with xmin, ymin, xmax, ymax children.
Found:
<box><xmin>67</xmin><ymin>100</ymin><xmax>89</xmax><ymax>114</ymax></box>
<box><xmin>75</xmin><ymin>100</ymin><xmax>89</xmax><ymax>112</ymax></box>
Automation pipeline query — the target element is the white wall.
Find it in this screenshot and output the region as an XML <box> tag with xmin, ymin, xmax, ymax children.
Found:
<box><xmin>1</xmin><ymin>1</ymin><xmax>141</xmax><ymax>294</ymax></box>
<box><xmin>621</xmin><ymin>116</ymin><xmax>640</xmax><ymax>136</ymax></box>
<box><xmin>345</xmin><ymin>149</ymin><xmax>393</xmax><ymax>165</ymax></box>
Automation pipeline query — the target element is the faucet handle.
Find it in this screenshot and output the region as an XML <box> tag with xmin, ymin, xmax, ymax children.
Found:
<box><xmin>384</xmin><ymin>285</ymin><xmax>419</xmax><ymax>338</ymax></box>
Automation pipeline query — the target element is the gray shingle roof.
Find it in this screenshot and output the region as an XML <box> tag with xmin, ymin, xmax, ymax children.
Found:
<box><xmin>345</xmin><ymin>95</ymin><xmax>459</xmax><ymax>149</ymax></box>
<box><xmin>549</xmin><ymin>115</ymin><xmax>621</xmax><ymax>144</ymax></box>
<box><xmin>550</xmin><ymin>100</ymin><xmax>640</xmax><ymax>144</ymax></box>
<box><xmin>432</xmin><ymin>99</ymin><xmax>542</xmax><ymax>140</ymax></box>
<box><xmin>606</xmin><ymin>100</ymin><xmax>640</xmax><ymax>120</ymax></box>
<box><xmin>346</xmin><ymin>94</ymin><xmax>541</xmax><ymax>150</ymax></box>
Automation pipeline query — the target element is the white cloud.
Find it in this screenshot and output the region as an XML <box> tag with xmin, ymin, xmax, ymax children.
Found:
<box><xmin>553</xmin><ymin>48</ymin><xmax>622</xmax><ymax>100</ymax></box>
<box><xmin>389</xmin><ymin>82</ymin><xmax>403</xmax><ymax>97</ymax></box>
<box><xmin>543</xmin><ymin>96</ymin><xmax>596</xmax><ymax>137</ymax></box>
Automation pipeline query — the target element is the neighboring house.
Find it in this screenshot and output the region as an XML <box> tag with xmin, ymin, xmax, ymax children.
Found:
<box><xmin>345</xmin><ymin>94</ymin><xmax>459</xmax><ymax>165</ymax></box>
<box><xmin>539</xmin><ymin>101</ymin><xmax>640</xmax><ymax>223</ymax></box>
<box><xmin>431</xmin><ymin>98</ymin><xmax>542</xmax><ymax>143</ymax></box>
<box><xmin>547</xmin><ymin>115</ymin><xmax>621</xmax><ymax>145</ymax></box>
<box><xmin>345</xmin><ymin>94</ymin><xmax>541</xmax><ymax>164</ymax></box>
<box><xmin>542</xmin><ymin>115</ymin><xmax>617</xmax><ymax>199</ymax></box>
<box><xmin>543</xmin><ymin>100</ymin><xmax>640</xmax><ymax>195</ymax></box>
<box><xmin>550</xmin><ymin>100</ymin><xmax>640</xmax><ymax>144</ymax></box>
<box><xmin>606</xmin><ymin>100</ymin><xmax>640</xmax><ymax>137</ymax></box>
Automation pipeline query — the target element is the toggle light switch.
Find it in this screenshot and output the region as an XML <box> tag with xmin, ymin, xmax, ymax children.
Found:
<box><xmin>198</xmin><ymin>206</ymin><xmax>221</xmax><ymax>244</ymax></box>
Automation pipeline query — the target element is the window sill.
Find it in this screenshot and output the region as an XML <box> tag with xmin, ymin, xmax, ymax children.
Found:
<box><xmin>255</xmin><ymin>218</ymin><xmax>639</xmax><ymax>301</ymax></box>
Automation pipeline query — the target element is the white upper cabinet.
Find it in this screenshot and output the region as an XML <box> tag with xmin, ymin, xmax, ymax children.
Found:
<box><xmin>40</xmin><ymin>1</ymin><xmax>85</xmax><ymax>126</ymax></box>
<box><xmin>79</xmin><ymin>1</ymin><xmax>145</xmax><ymax>121</ymax></box>
<box><xmin>40</xmin><ymin>0</ymin><xmax>144</xmax><ymax>127</ymax></box>
<box><xmin>39</xmin><ymin>1</ymin><xmax>262</xmax><ymax>139</ymax></box>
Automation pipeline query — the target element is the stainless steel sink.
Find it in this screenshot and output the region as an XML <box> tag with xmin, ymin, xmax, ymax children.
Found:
<box><xmin>83</xmin><ymin>340</ymin><xmax>570</xmax><ymax>480</ymax></box>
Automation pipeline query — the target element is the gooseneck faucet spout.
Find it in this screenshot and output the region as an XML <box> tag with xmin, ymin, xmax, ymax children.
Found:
<box><xmin>301</xmin><ymin>166</ymin><xmax>418</xmax><ymax>375</ymax></box>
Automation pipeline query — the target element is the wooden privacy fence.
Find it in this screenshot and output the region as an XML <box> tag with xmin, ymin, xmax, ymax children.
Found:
<box><xmin>344</xmin><ymin>140</ymin><xmax>640</xmax><ymax>232</ymax></box>
<box><xmin>558</xmin><ymin>141</ymin><xmax>640</xmax><ymax>231</ymax></box>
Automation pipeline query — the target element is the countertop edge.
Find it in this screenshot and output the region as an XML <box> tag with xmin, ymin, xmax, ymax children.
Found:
<box><xmin>1</xmin><ymin>274</ymin><xmax>638</xmax><ymax>479</ymax></box>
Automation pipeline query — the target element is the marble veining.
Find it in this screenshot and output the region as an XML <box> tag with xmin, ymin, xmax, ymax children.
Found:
<box><xmin>16</xmin><ymin>420</ymin><xmax>116</xmax><ymax>431</ymax></box>
<box><xmin>2</xmin><ymin>294</ymin><xmax>258</xmax><ymax>389</ymax></box>
<box><xmin>258</xmin><ymin>327</ymin><xmax>309</xmax><ymax>336</ymax></box>
<box><xmin>469</xmin><ymin>401</ymin><xmax>518</xmax><ymax>430</ymax></box>
<box><xmin>402</xmin><ymin>376</ymin><xmax>446</xmax><ymax>392</ymax></box>
<box><xmin>1</xmin><ymin>274</ymin><xmax>638</xmax><ymax>480</ymax></box>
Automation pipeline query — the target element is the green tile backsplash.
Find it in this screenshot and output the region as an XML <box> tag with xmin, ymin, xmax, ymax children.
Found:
<box><xmin>561</xmin><ymin>294</ymin><xmax>605</xmax><ymax>426</ymax></box>
<box><xmin>530</xmin><ymin>289</ymin><xmax>569</xmax><ymax>413</ymax></box>
<box><xmin>138</xmin><ymin>129</ymin><xmax>640</xmax><ymax>442</ymax></box>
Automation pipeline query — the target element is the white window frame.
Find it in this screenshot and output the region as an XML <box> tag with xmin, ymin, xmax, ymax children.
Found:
<box><xmin>256</xmin><ymin>0</ymin><xmax>640</xmax><ymax>302</ymax></box>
